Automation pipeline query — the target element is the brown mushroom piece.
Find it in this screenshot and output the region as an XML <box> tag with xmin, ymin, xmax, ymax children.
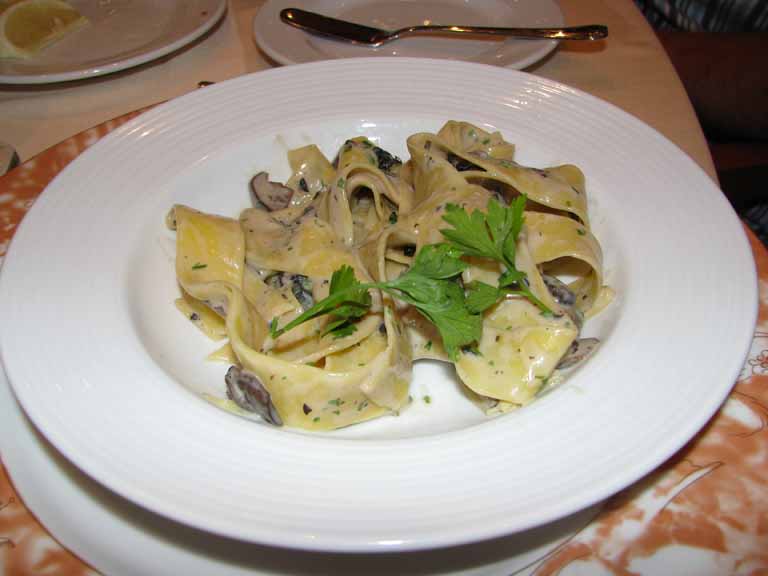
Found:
<box><xmin>202</xmin><ymin>296</ymin><xmax>228</xmax><ymax>318</ymax></box>
<box><xmin>290</xmin><ymin>274</ymin><xmax>314</xmax><ymax>311</ymax></box>
<box><xmin>371</xmin><ymin>144</ymin><xmax>402</xmax><ymax>174</ymax></box>
<box><xmin>556</xmin><ymin>338</ymin><xmax>600</xmax><ymax>370</ymax></box>
<box><xmin>249</xmin><ymin>171</ymin><xmax>294</xmax><ymax>211</ymax></box>
<box><xmin>446</xmin><ymin>152</ymin><xmax>485</xmax><ymax>172</ymax></box>
<box><xmin>542</xmin><ymin>274</ymin><xmax>584</xmax><ymax>328</ymax></box>
<box><xmin>264</xmin><ymin>272</ymin><xmax>314</xmax><ymax>311</ymax></box>
<box><xmin>225</xmin><ymin>365</ymin><xmax>283</xmax><ymax>426</ymax></box>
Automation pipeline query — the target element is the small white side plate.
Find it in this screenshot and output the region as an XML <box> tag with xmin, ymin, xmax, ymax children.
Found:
<box><xmin>0</xmin><ymin>0</ymin><xmax>226</xmax><ymax>84</ymax></box>
<box><xmin>253</xmin><ymin>0</ymin><xmax>563</xmax><ymax>68</ymax></box>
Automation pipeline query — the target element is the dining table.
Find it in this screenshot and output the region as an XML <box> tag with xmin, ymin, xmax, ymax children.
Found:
<box><xmin>1</xmin><ymin>0</ymin><xmax>766</xmax><ymax>574</ymax></box>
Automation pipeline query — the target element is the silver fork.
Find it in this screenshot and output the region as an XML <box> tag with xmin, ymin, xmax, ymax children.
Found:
<box><xmin>280</xmin><ymin>8</ymin><xmax>608</xmax><ymax>46</ymax></box>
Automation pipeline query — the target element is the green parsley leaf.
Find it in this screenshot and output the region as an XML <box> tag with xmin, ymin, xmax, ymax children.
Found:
<box><xmin>498</xmin><ymin>268</ymin><xmax>526</xmax><ymax>289</ymax></box>
<box><xmin>352</xmin><ymin>245</ymin><xmax>476</xmax><ymax>359</ymax></box>
<box><xmin>419</xmin><ymin>301</ymin><xmax>482</xmax><ymax>360</ymax></box>
<box><xmin>405</xmin><ymin>243</ymin><xmax>467</xmax><ymax>279</ymax></box>
<box><xmin>274</xmin><ymin>199</ymin><xmax>556</xmax><ymax>360</ymax></box>
<box><xmin>380</xmin><ymin>273</ymin><xmax>480</xmax><ymax>360</ymax></box>
<box><xmin>269</xmin><ymin>241</ymin><xmax>482</xmax><ymax>360</ymax></box>
<box><xmin>326</xmin><ymin>266</ymin><xmax>370</xmax><ymax>322</ymax></box>
<box><xmin>441</xmin><ymin>197</ymin><xmax>551</xmax><ymax>314</ymax></box>
<box><xmin>464</xmin><ymin>281</ymin><xmax>501</xmax><ymax>314</ymax></box>
<box><xmin>323</xmin><ymin>318</ymin><xmax>358</xmax><ymax>339</ymax></box>
<box><xmin>269</xmin><ymin>265</ymin><xmax>370</xmax><ymax>339</ymax></box>
<box><xmin>502</xmin><ymin>194</ymin><xmax>526</xmax><ymax>269</ymax></box>
<box><xmin>441</xmin><ymin>203</ymin><xmax>501</xmax><ymax>262</ymax></box>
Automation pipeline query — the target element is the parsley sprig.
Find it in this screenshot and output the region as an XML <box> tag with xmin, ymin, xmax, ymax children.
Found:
<box><xmin>268</xmin><ymin>265</ymin><xmax>371</xmax><ymax>340</ymax></box>
<box><xmin>441</xmin><ymin>196</ymin><xmax>550</xmax><ymax>313</ymax></box>
<box><xmin>269</xmin><ymin>244</ymin><xmax>479</xmax><ymax>359</ymax></box>
<box><xmin>269</xmin><ymin>197</ymin><xmax>549</xmax><ymax>360</ymax></box>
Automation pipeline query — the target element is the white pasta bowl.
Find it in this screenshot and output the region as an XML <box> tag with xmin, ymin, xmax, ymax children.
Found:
<box><xmin>0</xmin><ymin>58</ymin><xmax>756</xmax><ymax>551</ymax></box>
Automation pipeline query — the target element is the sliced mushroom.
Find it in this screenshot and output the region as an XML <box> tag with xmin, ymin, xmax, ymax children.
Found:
<box><xmin>203</xmin><ymin>296</ymin><xmax>228</xmax><ymax>317</ymax></box>
<box><xmin>446</xmin><ymin>152</ymin><xmax>484</xmax><ymax>172</ymax></box>
<box><xmin>542</xmin><ymin>274</ymin><xmax>576</xmax><ymax>307</ymax></box>
<box><xmin>556</xmin><ymin>338</ymin><xmax>600</xmax><ymax>370</ymax></box>
<box><xmin>225</xmin><ymin>365</ymin><xmax>283</xmax><ymax>425</ymax></box>
<box><xmin>542</xmin><ymin>274</ymin><xmax>584</xmax><ymax>327</ymax></box>
<box><xmin>264</xmin><ymin>271</ymin><xmax>286</xmax><ymax>290</ymax></box>
<box><xmin>265</xmin><ymin>272</ymin><xmax>314</xmax><ymax>311</ymax></box>
<box><xmin>372</xmin><ymin>145</ymin><xmax>402</xmax><ymax>174</ymax></box>
<box><xmin>290</xmin><ymin>274</ymin><xmax>314</xmax><ymax>311</ymax></box>
<box><xmin>165</xmin><ymin>208</ymin><xmax>177</xmax><ymax>230</ymax></box>
<box><xmin>250</xmin><ymin>171</ymin><xmax>294</xmax><ymax>211</ymax></box>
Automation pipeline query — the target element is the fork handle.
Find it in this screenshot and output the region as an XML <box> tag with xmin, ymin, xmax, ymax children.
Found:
<box><xmin>397</xmin><ymin>24</ymin><xmax>608</xmax><ymax>41</ymax></box>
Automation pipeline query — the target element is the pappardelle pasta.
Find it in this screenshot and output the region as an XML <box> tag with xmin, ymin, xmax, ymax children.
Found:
<box><xmin>168</xmin><ymin>121</ymin><xmax>613</xmax><ymax>431</ymax></box>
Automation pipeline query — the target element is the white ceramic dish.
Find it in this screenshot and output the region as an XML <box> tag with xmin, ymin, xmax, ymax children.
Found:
<box><xmin>0</xmin><ymin>365</ymin><xmax>597</xmax><ymax>575</ymax></box>
<box><xmin>0</xmin><ymin>58</ymin><xmax>756</xmax><ymax>552</ymax></box>
<box><xmin>0</xmin><ymin>0</ymin><xmax>226</xmax><ymax>84</ymax></box>
<box><xmin>253</xmin><ymin>0</ymin><xmax>563</xmax><ymax>68</ymax></box>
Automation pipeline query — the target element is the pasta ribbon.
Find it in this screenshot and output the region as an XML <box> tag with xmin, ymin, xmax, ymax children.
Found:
<box><xmin>169</xmin><ymin>122</ymin><xmax>612</xmax><ymax>430</ymax></box>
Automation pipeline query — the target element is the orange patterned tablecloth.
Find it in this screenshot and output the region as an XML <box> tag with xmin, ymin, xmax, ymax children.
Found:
<box><xmin>1</xmin><ymin>114</ymin><xmax>766</xmax><ymax>576</ymax></box>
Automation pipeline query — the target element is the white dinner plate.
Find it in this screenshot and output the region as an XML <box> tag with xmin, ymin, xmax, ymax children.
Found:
<box><xmin>0</xmin><ymin>0</ymin><xmax>227</xmax><ymax>84</ymax></box>
<box><xmin>0</xmin><ymin>365</ymin><xmax>597</xmax><ymax>575</ymax></box>
<box><xmin>0</xmin><ymin>58</ymin><xmax>756</xmax><ymax>552</ymax></box>
<box><xmin>253</xmin><ymin>0</ymin><xmax>563</xmax><ymax>68</ymax></box>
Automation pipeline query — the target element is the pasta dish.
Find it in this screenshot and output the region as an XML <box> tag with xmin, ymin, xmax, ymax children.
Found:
<box><xmin>167</xmin><ymin>121</ymin><xmax>612</xmax><ymax>431</ymax></box>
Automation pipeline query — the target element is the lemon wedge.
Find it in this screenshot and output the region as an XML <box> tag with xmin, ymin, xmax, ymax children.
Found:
<box><xmin>0</xmin><ymin>0</ymin><xmax>88</xmax><ymax>59</ymax></box>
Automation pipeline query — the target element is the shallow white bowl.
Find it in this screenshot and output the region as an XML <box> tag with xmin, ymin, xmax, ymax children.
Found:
<box><xmin>0</xmin><ymin>58</ymin><xmax>756</xmax><ymax>552</ymax></box>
